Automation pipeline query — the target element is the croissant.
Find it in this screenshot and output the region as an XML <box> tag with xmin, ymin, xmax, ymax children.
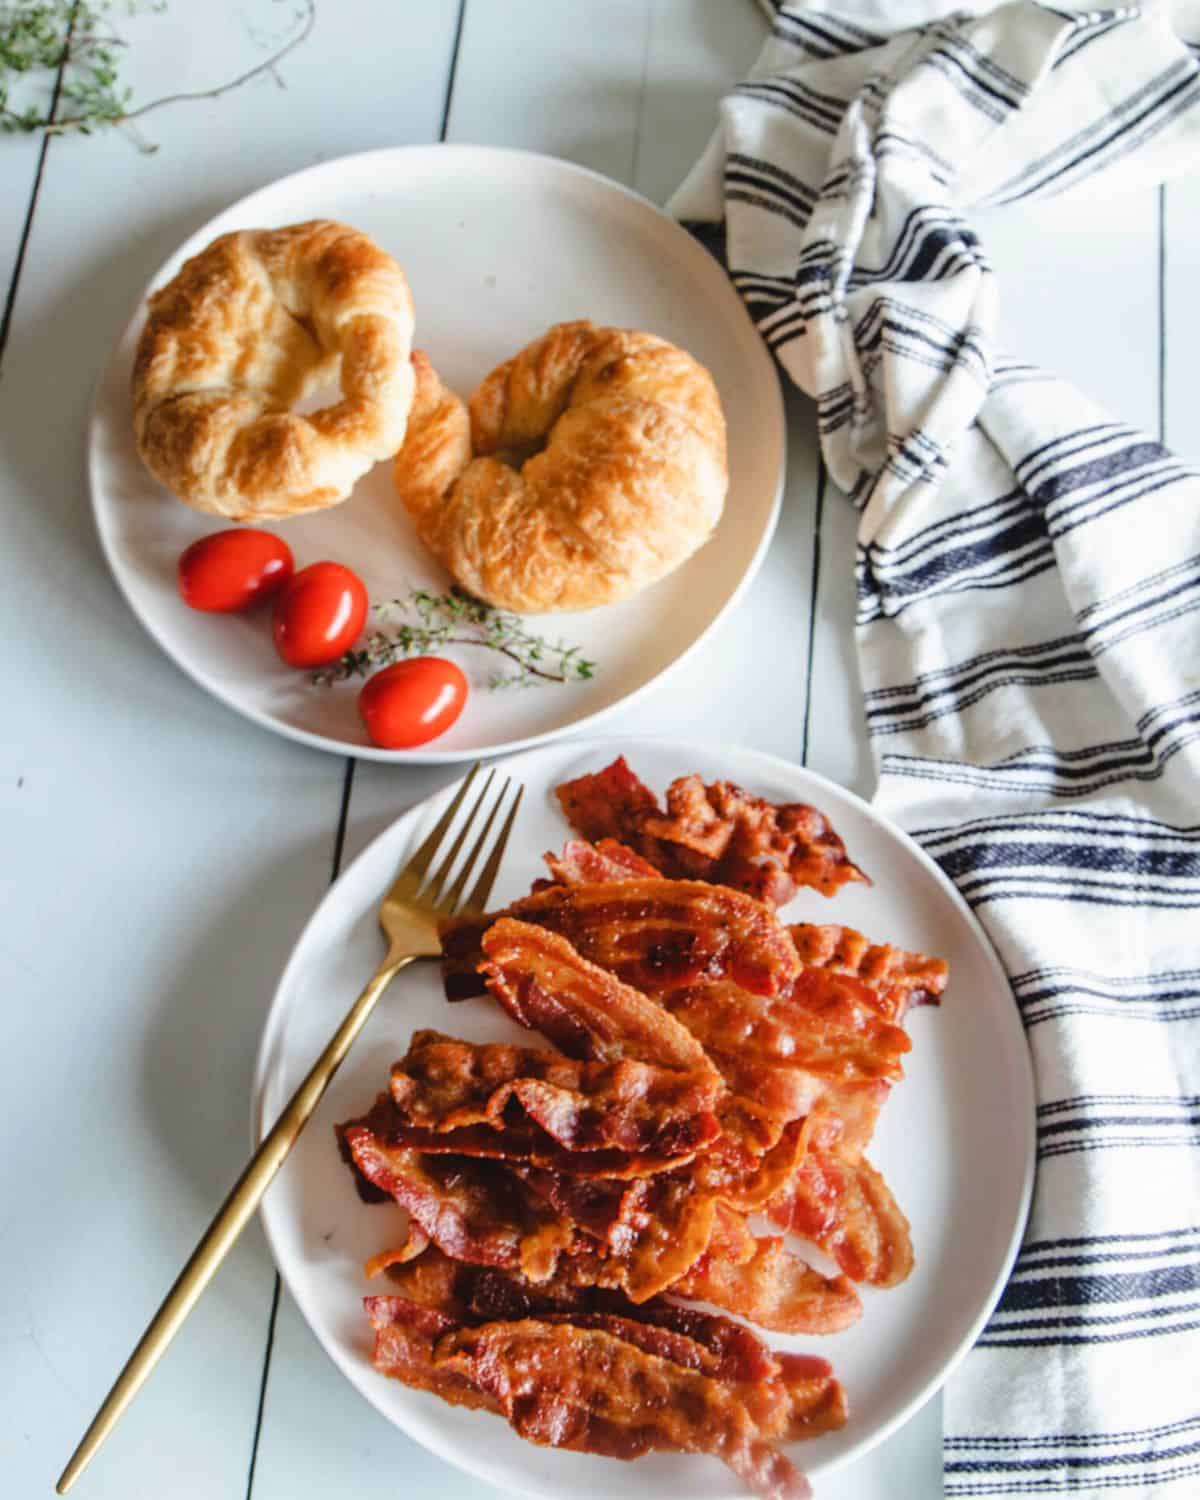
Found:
<box><xmin>132</xmin><ymin>220</ymin><xmax>415</xmax><ymax>520</ymax></box>
<box><xmin>391</xmin><ymin>321</ymin><xmax>728</xmax><ymax>612</ymax></box>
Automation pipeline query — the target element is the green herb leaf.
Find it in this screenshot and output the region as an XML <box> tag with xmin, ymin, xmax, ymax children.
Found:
<box><xmin>311</xmin><ymin>587</ymin><xmax>599</xmax><ymax>691</ymax></box>
<box><xmin>0</xmin><ymin>0</ymin><xmax>314</xmax><ymax>146</ymax></box>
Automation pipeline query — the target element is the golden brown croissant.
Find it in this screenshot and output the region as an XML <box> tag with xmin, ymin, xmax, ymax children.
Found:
<box><xmin>391</xmin><ymin>321</ymin><xmax>728</xmax><ymax>612</ymax></box>
<box><xmin>132</xmin><ymin>220</ymin><xmax>415</xmax><ymax>520</ymax></box>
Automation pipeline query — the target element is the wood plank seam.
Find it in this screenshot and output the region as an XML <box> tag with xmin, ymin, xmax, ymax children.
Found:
<box><xmin>0</xmin><ymin>2</ymin><xmax>77</xmax><ymax>369</ymax></box>
<box><xmin>441</xmin><ymin>0</ymin><xmax>469</xmax><ymax>140</ymax></box>
<box><xmin>242</xmin><ymin>1276</ymin><xmax>282</xmax><ymax>1500</ymax></box>
<box><xmin>629</xmin><ymin>0</ymin><xmax>655</xmax><ymax>194</ymax></box>
<box><xmin>243</xmin><ymin>756</ymin><xmax>357</xmax><ymax>1499</ymax></box>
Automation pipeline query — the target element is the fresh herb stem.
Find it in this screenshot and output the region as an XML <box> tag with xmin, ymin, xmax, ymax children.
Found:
<box><xmin>311</xmin><ymin>589</ymin><xmax>598</xmax><ymax>692</ymax></box>
<box><xmin>0</xmin><ymin>1</ymin><xmax>315</xmax><ymax>150</ymax></box>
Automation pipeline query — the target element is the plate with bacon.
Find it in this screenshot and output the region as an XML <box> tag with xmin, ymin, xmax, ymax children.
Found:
<box><xmin>253</xmin><ymin>739</ymin><xmax>1034</xmax><ymax>1499</ymax></box>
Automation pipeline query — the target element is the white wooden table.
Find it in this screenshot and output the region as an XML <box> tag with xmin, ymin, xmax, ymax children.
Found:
<box><xmin>3</xmin><ymin>4</ymin><xmax>1195</xmax><ymax>1497</ymax></box>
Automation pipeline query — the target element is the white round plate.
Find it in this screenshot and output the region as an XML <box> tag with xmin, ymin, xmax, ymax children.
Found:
<box><xmin>88</xmin><ymin>145</ymin><xmax>785</xmax><ymax>763</ymax></box>
<box><xmin>253</xmin><ymin>737</ymin><xmax>1035</xmax><ymax>1498</ymax></box>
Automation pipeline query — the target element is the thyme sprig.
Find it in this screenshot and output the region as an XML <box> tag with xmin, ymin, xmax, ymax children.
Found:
<box><xmin>0</xmin><ymin>1</ymin><xmax>315</xmax><ymax>150</ymax></box>
<box><xmin>312</xmin><ymin>589</ymin><xmax>598</xmax><ymax>692</ymax></box>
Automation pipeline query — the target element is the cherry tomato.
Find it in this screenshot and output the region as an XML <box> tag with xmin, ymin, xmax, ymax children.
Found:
<box><xmin>272</xmin><ymin>562</ymin><xmax>368</xmax><ymax>668</ymax></box>
<box><xmin>358</xmin><ymin>658</ymin><xmax>469</xmax><ymax>749</ymax></box>
<box><xmin>177</xmin><ymin>528</ymin><xmax>293</xmax><ymax>613</ymax></box>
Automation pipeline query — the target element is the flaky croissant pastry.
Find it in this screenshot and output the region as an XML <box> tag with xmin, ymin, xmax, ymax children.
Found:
<box><xmin>390</xmin><ymin>321</ymin><xmax>728</xmax><ymax>612</ymax></box>
<box><xmin>132</xmin><ymin>220</ymin><xmax>415</xmax><ymax>520</ymax></box>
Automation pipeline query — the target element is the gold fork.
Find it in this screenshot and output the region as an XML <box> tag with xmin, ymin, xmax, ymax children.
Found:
<box><xmin>57</xmin><ymin>762</ymin><xmax>522</xmax><ymax>1495</ymax></box>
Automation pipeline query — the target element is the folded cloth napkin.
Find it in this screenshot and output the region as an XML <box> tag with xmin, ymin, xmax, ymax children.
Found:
<box><xmin>671</xmin><ymin>3</ymin><xmax>1200</xmax><ymax>1495</ymax></box>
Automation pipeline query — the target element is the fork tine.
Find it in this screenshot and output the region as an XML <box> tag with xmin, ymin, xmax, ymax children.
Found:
<box><xmin>436</xmin><ymin>775</ymin><xmax>510</xmax><ymax>916</ymax></box>
<box><xmin>460</xmin><ymin>783</ymin><xmax>524</xmax><ymax>916</ymax></box>
<box><xmin>401</xmin><ymin>763</ymin><xmax>483</xmax><ymax>884</ymax></box>
<box><xmin>420</xmin><ymin>768</ymin><xmax>496</xmax><ymax>905</ymax></box>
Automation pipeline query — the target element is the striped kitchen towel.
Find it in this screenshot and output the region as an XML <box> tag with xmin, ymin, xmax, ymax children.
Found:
<box><xmin>671</xmin><ymin>2</ymin><xmax>1200</xmax><ymax>1496</ymax></box>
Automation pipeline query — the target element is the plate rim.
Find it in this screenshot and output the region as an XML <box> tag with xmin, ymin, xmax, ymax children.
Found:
<box><xmin>86</xmin><ymin>142</ymin><xmax>787</xmax><ymax>764</ymax></box>
<box><xmin>251</xmin><ymin>733</ymin><xmax>1037</xmax><ymax>1493</ymax></box>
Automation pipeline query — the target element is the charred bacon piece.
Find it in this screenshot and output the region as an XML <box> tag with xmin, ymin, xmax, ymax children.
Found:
<box><xmin>342</xmin><ymin>1097</ymin><xmax>721</xmax><ymax>1301</ymax></box>
<box><xmin>462</xmin><ymin>1263</ymin><xmax>847</xmax><ymax>1439</ymax></box>
<box><xmin>437</xmin><ymin>1320</ymin><xmax>812</xmax><ymax>1499</ymax></box>
<box><xmin>554</xmin><ymin>755</ymin><xmax>659</xmax><ymax>842</ymax></box>
<box><xmin>376</xmin><ymin>1243</ymin><xmax>847</xmax><ymax>1427</ymax></box>
<box><xmin>365</xmin><ymin>1248</ymin><xmax>847</xmax><ymax>1500</ymax></box>
<box><xmin>339</xmin><ymin>1096</ymin><xmax>576</xmax><ymax>1281</ymax></box>
<box><xmin>389</xmin><ymin>1029</ymin><xmax>722</xmax><ymax>1167</ymax></box>
<box><xmin>555</xmin><ymin>1173</ymin><xmax>722</xmax><ymax>1301</ymax></box>
<box><xmin>556</xmin><ymin>757</ymin><xmax>868</xmax><ymax>905</ymax></box>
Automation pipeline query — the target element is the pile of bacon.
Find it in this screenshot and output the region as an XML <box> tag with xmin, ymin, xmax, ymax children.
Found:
<box><xmin>337</xmin><ymin>759</ymin><xmax>948</xmax><ymax>1500</ymax></box>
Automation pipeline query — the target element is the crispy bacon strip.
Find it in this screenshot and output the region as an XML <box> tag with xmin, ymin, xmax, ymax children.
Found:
<box><xmin>497</xmin><ymin>878</ymin><xmax>802</xmax><ymax>998</ymax></box>
<box><xmin>645</xmin><ymin>774</ymin><xmax>869</xmax><ymax>903</ymax></box>
<box><xmin>544</xmin><ymin>1309</ymin><xmax>743</xmax><ymax>1379</ymax></box>
<box><xmin>555</xmin><ymin>755</ymin><xmax>660</xmax><ymax>842</ymax></box>
<box><xmin>364</xmin><ymin>1225</ymin><xmax>430</xmax><ymax>1280</ymax></box>
<box><xmin>343</xmin><ymin>1096</ymin><xmax>720</xmax><ymax>1300</ymax></box>
<box><xmin>389</xmin><ymin>1030</ymin><xmax>722</xmax><ymax>1164</ymax></box>
<box><xmin>675</xmin><ymin>1230</ymin><xmax>862</xmax><ymax>1335</ymax></box>
<box><xmin>438</xmin><ymin>1320</ymin><xmax>813</xmax><ymax>1500</ymax></box>
<box><xmin>545</xmin><ymin>838</ymin><xmax>661</xmax><ymax>884</ymax></box>
<box><xmin>510</xmin><ymin>1072</ymin><xmax>718</xmax><ymax>1157</ymax></box>
<box><xmin>375</xmin><ymin>1246</ymin><xmax>848</xmax><ymax>1444</ymax></box>
<box><xmin>366</xmin><ymin>1291</ymin><xmax>839</xmax><ymax>1495</ymax></box>
<box><xmin>768</xmin><ymin>1151</ymin><xmax>915</xmax><ymax>1287</ymax></box>
<box><xmin>604</xmin><ymin>1173</ymin><xmax>719</xmax><ymax>1300</ymax></box>
<box><xmin>778</xmin><ymin>1353</ymin><xmax>850</xmax><ymax>1441</ymax></box>
<box><xmin>365</xmin><ymin>1295</ymin><xmax>495</xmax><ymax>1412</ymax></box>
<box><xmin>519</xmin><ymin>1170</ymin><xmax>720</xmax><ymax>1303</ymax></box>
<box><xmin>509</xmin><ymin>1169</ymin><xmax>637</xmax><ymax>1247</ymax></box>
<box><xmin>479</xmin><ymin>918</ymin><xmax>720</xmax><ymax>1075</ymax></box>
<box><xmin>376</xmin><ymin>1240</ymin><xmax>471</xmax><ymax>1312</ymax></box>
<box><xmin>441</xmin><ymin>873</ymin><xmax>800</xmax><ymax>1004</ymax></box>
<box><xmin>479</xmin><ymin>1272</ymin><xmax>778</xmax><ymax>1387</ymax></box>
<box><xmin>603</xmin><ymin>1302</ymin><xmax>779</xmax><ymax>1386</ymax></box>
<box><xmin>665</xmin><ymin>973</ymin><xmax>911</xmax><ymax>1085</ymax></box>
<box><xmin>788</xmin><ymin>922</ymin><xmax>948</xmax><ymax>1021</ymax></box>
<box><xmin>377</xmin><ymin>1122</ymin><xmax>707</xmax><ymax>1180</ymax></box>
<box><xmin>338</xmin><ymin>1098</ymin><xmax>575</xmax><ymax>1281</ymax></box>
<box><xmin>708</xmin><ymin>1053</ymin><xmax>828</xmax><ymax>1126</ymax></box>
<box><xmin>699</xmin><ymin>1119</ymin><xmax>810</xmax><ymax>1213</ymax></box>
<box><xmin>803</xmin><ymin>1081</ymin><xmax>892</xmax><ymax>1160</ymax></box>
<box><xmin>556</xmin><ymin>758</ymin><xmax>868</xmax><ymax>905</ymax></box>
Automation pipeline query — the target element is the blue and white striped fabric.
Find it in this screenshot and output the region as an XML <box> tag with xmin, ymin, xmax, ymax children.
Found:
<box><xmin>671</xmin><ymin>3</ymin><xmax>1200</xmax><ymax>1495</ymax></box>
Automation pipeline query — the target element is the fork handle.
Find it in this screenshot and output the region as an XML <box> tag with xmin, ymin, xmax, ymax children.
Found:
<box><xmin>56</xmin><ymin>950</ymin><xmax>415</xmax><ymax>1495</ymax></box>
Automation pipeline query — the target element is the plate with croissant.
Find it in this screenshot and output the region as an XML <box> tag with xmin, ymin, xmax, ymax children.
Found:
<box><xmin>88</xmin><ymin>145</ymin><xmax>785</xmax><ymax>761</ymax></box>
